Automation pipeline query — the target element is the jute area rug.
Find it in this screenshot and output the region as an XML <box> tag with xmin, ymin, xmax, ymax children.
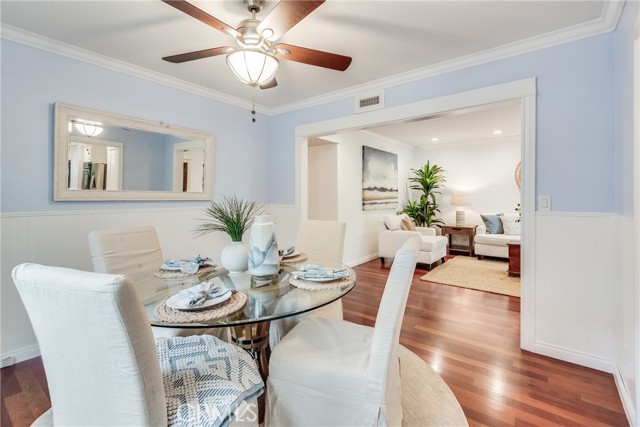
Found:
<box><xmin>421</xmin><ymin>256</ymin><xmax>520</xmax><ymax>297</ymax></box>
<box><xmin>399</xmin><ymin>345</ymin><xmax>468</xmax><ymax>426</ymax></box>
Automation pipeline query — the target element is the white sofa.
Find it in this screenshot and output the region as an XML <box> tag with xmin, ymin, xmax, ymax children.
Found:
<box><xmin>474</xmin><ymin>225</ymin><xmax>521</xmax><ymax>259</ymax></box>
<box><xmin>379</xmin><ymin>225</ymin><xmax>448</xmax><ymax>269</ymax></box>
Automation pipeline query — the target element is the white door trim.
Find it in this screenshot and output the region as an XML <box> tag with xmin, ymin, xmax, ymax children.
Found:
<box><xmin>295</xmin><ymin>77</ymin><xmax>537</xmax><ymax>350</ymax></box>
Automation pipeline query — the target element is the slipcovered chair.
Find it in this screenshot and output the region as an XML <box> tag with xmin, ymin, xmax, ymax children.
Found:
<box><xmin>88</xmin><ymin>225</ymin><xmax>226</xmax><ymax>340</ymax></box>
<box><xmin>266</xmin><ymin>237</ymin><xmax>419</xmax><ymax>426</ymax></box>
<box><xmin>88</xmin><ymin>225</ymin><xmax>163</xmax><ymax>284</ymax></box>
<box><xmin>12</xmin><ymin>263</ymin><xmax>263</xmax><ymax>427</ymax></box>
<box><xmin>295</xmin><ymin>219</ymin><xmax>346</xmax><ymax>263</ymax></box>
<box><xmin>269</xmin><ymin>219</ymin><xmax>346</xmax><ymax>348</ymax></box>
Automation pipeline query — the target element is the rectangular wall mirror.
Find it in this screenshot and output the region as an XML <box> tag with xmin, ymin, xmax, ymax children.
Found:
<box><xmin>54</xmin><ymin>103</ymin><xmax>213</xmax><ymax>201</ymax></box>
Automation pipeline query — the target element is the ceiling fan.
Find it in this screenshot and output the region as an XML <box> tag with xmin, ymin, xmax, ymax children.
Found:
<box><xmin>161</xmin><ymin>0</ymin><xmax>352</xmax><ymax>89</ymax></box>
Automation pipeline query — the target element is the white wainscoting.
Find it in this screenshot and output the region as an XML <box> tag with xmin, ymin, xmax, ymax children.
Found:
<box><xmin>533</xmin><ymin>212</ymin><xmax>617</xmax><ymax>373</ymax></box>
<box><xmin>0</xmin><ymin>205</ymin><xmax>296</xmax><ymax>363</ymax></box>
<box><xmin>1</xmin><ymin>207</ymin><xmax>622</xmax><ymax>381</ymax></box>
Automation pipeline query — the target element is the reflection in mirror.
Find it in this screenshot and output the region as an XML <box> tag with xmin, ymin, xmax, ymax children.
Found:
<box><xmin>54</xmin><ymin>103</ymin><xmax>213</xmax><ymax>201</ymax></box>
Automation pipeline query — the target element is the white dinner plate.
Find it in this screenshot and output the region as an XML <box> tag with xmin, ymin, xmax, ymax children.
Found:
<box><xmin>166</xmin><ymin>290</ymin><xmax>232</xmax><ymax>311</ymax></box>
<box><xmin>161</xmin><ymin>263</ymin><xmax>182</xmax><ymax>271</ymax></box>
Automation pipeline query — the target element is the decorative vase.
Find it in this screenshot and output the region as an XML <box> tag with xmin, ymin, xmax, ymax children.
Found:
<box><xmin>220</xmin><ymin>241</ymin><xmax>249</xmax><ymax>274</ymax></box>
<box><xmin>248</xmin><ymin>215</ymin><xmax>280</xmax><ymax>278</ymax></box>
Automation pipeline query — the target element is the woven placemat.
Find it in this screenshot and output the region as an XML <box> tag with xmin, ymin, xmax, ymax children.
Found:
<box><xmin>280</xmin><ymin>253</ymin><xmax>308</xmax><ymax>264</ymax></box>
<box><xmin>153</xmin><ymin>291</ymin><xmax>247</xmax><ymax>324</ymax></box>
<box><xmin>289</xmin><ymin>274</ymin><xmax>354</xmax><ymax>291</ymax></box>
<box><xmin>154</xmin><ymin>266</ymin><xmax>215</xmax><ymax>279</ymax></box>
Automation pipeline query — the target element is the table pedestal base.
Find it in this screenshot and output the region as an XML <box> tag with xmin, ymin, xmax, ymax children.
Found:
<box><xmin>231</xmin><ymin>322</ymin><xmax>270</xmax><ymax>424</ymax></box>
<box><xmin>231</xmin><ymin>321</ymin><xmax>271</xmax><ymax>381</ymax></box>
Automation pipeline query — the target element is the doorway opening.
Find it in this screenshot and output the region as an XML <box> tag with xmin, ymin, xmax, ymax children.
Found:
<box><xmin>295</xmin><ymin>78</ymin><xmax>536</xmax><ymax>350</ymax></box>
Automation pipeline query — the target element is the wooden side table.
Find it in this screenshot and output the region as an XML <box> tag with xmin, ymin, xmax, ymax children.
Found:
<box><xmin>441</xmin><ymin>224</ymin><xmax>477</xmax><ymax>256</ymax></box>
<box><xmin>507</xmin><ymin>243</ymin><xmax>521</xmax><ymax>277</ymax></box>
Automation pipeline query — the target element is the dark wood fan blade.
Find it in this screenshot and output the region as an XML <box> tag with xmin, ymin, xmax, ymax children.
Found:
<box><xmin>260</xmin><ymin>78</ymin><xmax>278</xmax><ymax>89</ymax></box>
<box><xmin>162</xmin><ymin>0</ymin><xmax>238</xmax><ymax>37</ymax></box>
<box><xmin>163</xmin><ymin>46</ymin><xmax>234</xmax><ymax>63</ymax></box>
<box><xmin>274</xmin><ymin>43</ymin><xmax>352</xmax><ymax>71</ymax></box>
<box><xmin>258</xmin><ymin>0</ymin><xmax>324</xmax><ymax>40</ymax></box>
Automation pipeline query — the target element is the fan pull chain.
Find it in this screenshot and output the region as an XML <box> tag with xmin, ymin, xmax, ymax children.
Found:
<box><xmin>251</xmin><ymin>90</ymin><xmax>256</xmax><ymax>123</ymax></box>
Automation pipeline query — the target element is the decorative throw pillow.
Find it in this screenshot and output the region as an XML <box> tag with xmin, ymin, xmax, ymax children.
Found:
<box><xmin>480</xmin><ymin>213</ymin><xmax>504</xmax><ymax>234</ymax></box>
<box><xmin>384</xmin><ymin>214</ymin><xmax>404</xmax><ymax>231</ymax></box>
<box><xmin>400</xmin><ymin>217</ymin><xmax>416</xmax><ymax>231</ymax></box>
<box><xmin>500</xmin><ymin>215</ymin><xmax>521</xmax><ymax>236</ymax></box>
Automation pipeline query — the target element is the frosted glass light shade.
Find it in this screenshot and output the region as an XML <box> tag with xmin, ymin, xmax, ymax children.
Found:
<box><xmin>226</xmin><ymin>49</ymin><xmax>279</xmax><ymax>87</ymax></box>
<box><xmin>73</xmin><ymin>120</ymin><xmax>103</xmax><ymax>137</ymax></box>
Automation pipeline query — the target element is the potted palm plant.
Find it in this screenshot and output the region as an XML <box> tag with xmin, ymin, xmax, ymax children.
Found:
<box><xmin>402</xmin><ymin>162</ymin><xmax>446</xmax><ymax>228</ymax></box>
<box><xmin>194</xmin><ymin>195</ymin><xmax>264</xmax><ymax>273</ymax></box>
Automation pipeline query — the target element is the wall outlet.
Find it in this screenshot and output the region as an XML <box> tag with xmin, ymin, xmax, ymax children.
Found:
<box><xmin>0</xmin><ymin>356</ymin><xmax>15</xmax><ymax>368</ymax></box>
<box><xmin>539</xmin><ymin>195</ymin><xmax>551</xmax><ymax>211</ymax></box>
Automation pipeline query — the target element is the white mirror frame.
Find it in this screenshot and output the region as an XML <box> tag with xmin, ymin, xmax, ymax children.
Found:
<box><xmin>54</xmin><ymin>103</ymin><xmax>214</xmax><ymax>201</ymax></box>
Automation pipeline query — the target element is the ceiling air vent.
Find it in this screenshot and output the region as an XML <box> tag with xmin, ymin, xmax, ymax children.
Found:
<box><xmin>355</xmin><ymin>91</ymin><xmax>384</xmax><ymax>113</ymax></box>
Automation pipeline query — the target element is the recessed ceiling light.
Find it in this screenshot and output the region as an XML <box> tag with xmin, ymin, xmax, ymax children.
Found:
<box><xmin>493</xmin><ymin>130</ymin><xmax>503</xmax><ymax>135</ymax></box>
<box><xmin>431</xmin><ymin>137</ymin><xmax>439</xmax><ymax>142</ymax></box>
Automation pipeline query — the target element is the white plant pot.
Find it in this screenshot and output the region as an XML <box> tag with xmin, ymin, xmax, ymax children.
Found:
<box><xmin>220</xmin><ymin>241</ymin><xmax>249</xmax><ymax>273</ymax></box>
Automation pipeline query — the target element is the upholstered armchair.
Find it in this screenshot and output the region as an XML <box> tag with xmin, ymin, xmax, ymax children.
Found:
<box><xmin>379</xmin><ymin>218</ymin><xmax>447</xmax><ymax>269</ymax></box>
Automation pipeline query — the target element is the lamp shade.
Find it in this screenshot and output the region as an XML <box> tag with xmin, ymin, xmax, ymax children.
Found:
<box><xmin>450</xmin><ymin>194</ymin><xmax>470</xmax><ymax>207</ymax></box>
<box><xmin>226</xmin><ymin>49</ymin><xmax>279</xmax><ymax>87</ymax></box>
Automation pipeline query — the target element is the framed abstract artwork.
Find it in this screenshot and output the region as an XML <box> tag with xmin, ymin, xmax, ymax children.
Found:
<box><xmin>362</xmin><ymin>146</ymin><xmax>398</xmax><ymax>211</ymax></box>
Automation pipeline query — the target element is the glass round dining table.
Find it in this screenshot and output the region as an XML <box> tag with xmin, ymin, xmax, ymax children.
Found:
<box><xmin>138</xmin><ymin>257</ymin><xmax>356</xmax><ymax>380</ymax></box>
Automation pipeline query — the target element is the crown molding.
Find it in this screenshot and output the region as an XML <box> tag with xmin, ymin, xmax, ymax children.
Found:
<box><xmin>1</xmin><ymin>0</ymin><xmax>624</xmax><ymax>116</ymax></box>
<box><xmin>0</xmin><ymin>24</ymin><xmax>260</xmax><ymax>112</ymax></box>
<box><xmin>269</xmin><ymin>0</ymin><xmax>624</xmax><ymax>115</ymax></box>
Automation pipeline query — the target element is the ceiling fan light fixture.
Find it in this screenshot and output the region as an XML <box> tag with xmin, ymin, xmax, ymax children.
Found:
<box><xmin>72</xmin><ymin>119</ymin><xmax>104</xmax><ymax>137</ymax></box>
<box><xmin>226</xmin><ymin>49</ymin><xmax>279</xmax><ymax>87</ymax></box>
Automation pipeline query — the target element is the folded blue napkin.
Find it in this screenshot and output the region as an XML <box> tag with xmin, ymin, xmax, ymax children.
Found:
<box><xmin>186</xmin><ymin>255</ymin><xmax>216</xmax><ymax>267</ymax></box>
<box><xmin>291</xmin><ymin>264</ymin><xmax>350</xmax><ymax>280</ymax></box>
<box><xmin>178</xmin><ymin>282</ymin><xmax>230</xmax><ymax>308</ymax></box>
<box><xmin>163</xmin><ymin>256</ymin><xmax>216</xmax><ymax>274</ymax></box>
<box><xmin>279</xmin><ymin>246</ymin><xmax>296</xmax><ymax>257</ymax></box>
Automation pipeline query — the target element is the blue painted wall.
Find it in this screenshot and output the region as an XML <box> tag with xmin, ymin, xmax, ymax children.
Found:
<box><xmin>269</xmin><ymin>32</ymin><xmax>617</xmax><ymax>213</ymax></box>
<box><xmin>614</xmin><ymin>0</ymin><xmax>638</xmax><ymax>216</ymax></box>
<box><xmin>0</xmin><ymin>40</ymin><xmax>271</xmax><ymax>212</ymax></box>
<box><xmin>1</xmin><ymin>12</ymin><xmax>631</xmax><ymax>215</ymax></box>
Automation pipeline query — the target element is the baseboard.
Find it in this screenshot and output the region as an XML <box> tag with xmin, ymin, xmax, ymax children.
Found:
<box><xmin>613</xmin><ymin>364</ymin><xmax>637</xmax><ymax>427</ymax></box>
<box><xmin>1</xmin><ymin>344</ymin><xmax>41</xmax><ymax>365</ymax></box>
<box><xmin>533</xmin><ymin>341</ymin><xmax>615</xmax><ymax>373</ymax></box>
<box><xmin>346</xmin><ymin>253</ymin><xmax>380</xmax><ymax>267</ymax></box>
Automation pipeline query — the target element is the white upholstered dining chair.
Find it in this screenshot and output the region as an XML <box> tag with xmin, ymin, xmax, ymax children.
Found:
<box><xmin>295</xmin><ymin>219</ymin><xmax>346</xmax><ymax>263</ymax></box>
<box><xmin>88</xmin><ymin>225</ymin><xmax>163</xmax><ymax>283</ymax></box>
<box><xmin>88</xmin><ymin>225</ymin><xmax>226</xmax><ymax>339</ymax></box>
<box><xmin>12</xmin><ymin>263</ymin><xmax>263</xmax><ymax>427</ymax></box>
<box><xmin>269</xmin><ymin>219</ymin><xmax>346</xmax><ymax>348</ymax></box>
<box><xmin>266</xmin><ymin>237</ymin><xmax>420</xmax><ymax>426</ymax></box>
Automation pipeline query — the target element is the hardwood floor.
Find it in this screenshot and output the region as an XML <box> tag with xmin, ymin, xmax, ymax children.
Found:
<box><xmin>345</xmin><ymin>260</ymin><xmax>628</xmax><ymax>427</ymax></box>
<box><xmin>1</xmin><ymin>259</ymin><xmax>628</xmax><ymax>426</ymax></box>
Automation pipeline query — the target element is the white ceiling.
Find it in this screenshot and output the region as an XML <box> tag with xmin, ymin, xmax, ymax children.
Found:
<box><xmin>365</xmin><ymin>99</ymin><xmax>522</xmax><ymax>146</ymax></box>
<box><xmin>0</xmin><ymin>0</ymin><xmax>621</xmax><ymax>114</ymax></box>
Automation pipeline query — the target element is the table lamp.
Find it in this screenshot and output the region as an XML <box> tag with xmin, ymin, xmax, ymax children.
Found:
<box><xmin>451</xmin><ymin>194</ymin><xmax>470</xmax><ymax>226</ymax></box>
